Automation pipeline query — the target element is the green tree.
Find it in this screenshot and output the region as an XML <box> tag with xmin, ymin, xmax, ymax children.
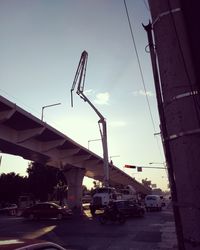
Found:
<box><xmin>27</xmin><ymin>162</ymin><xmax>61</xmax><ymax>201</ymax></box>
<box><xmin>0</xmin><ymin>172</ymin><xmax>27</xmax><ymax>204</ymax></box>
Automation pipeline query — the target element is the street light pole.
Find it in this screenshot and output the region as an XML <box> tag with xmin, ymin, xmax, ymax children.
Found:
<box><xmin>87</xmin><ymin>139</ymin><xmax>101</xmax><ymax>150</ymax></box>
<box><xmin>109</xmin><ymin>155</ymin><xmax>120</xmax><ymax>164</ymax></box>
<box><xmin>149</xmin><ymin>162</ymin><xmax>168</xmax><ymax>177</ymax></box>
<box><xmin>41</xmin><ymin>103</ymin><xmax>61</xmax><ymax>121</ymax></box>
<box><xmin>149</xmin><ymin>162</ymin><xmax>165</xmax><ymax>165</ymax></box>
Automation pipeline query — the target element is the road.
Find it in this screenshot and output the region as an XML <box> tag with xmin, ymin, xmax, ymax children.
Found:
<box><xmin>0</xmin><ymin>205</ymin><xmax>177</xmax><ymax>250</ymax></box>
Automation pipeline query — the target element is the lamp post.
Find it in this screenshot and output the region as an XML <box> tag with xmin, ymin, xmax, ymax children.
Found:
<box><xmin>109</xmin><ymin>155</ymin><xmax>120</xmax><ymax>165</ymax></box>
<box><xmin>149</xmin><ymin>162</ymin><xmax>166</xmax><ymax>167</ymax></box>
<box><xmin>41</xmin><ymin>103</ymin><xmax>61</xmax><ymax>121</ymax></box>
<box><xmin>87</xmin><ymin>139</ymin><xmax>101</xmax><ymax>150</ymax></box>
<box><xmin>149</xmin><ymin>162</ymin><xmax>169</xmax><ymax>190</ymax></box>
<box><xmin>149</xmin><ymin>162</ymin><xmax>168</xmax><ymax>174</ymax></box>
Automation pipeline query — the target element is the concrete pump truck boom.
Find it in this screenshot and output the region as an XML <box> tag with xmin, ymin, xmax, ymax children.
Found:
<box><xmin>71</xmin><ymin>51</ymin><xmax>137</xmax><ymax>215</ymax></box>
<box><xmin>71</xmin><ymin>51</ymin><xmax>109</xmax><ymax>188</ymax></box>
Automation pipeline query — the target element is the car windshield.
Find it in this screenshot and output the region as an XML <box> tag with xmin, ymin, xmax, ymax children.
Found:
<box><xmin>115</xmin><ymin>201</ymin><xmax>128</xmax><ymax>208</ymax></box>
<box><xmin>121</xmin><ymin>190</ymin><xmax>130</xmax><ymax>195</ymax></box>
<box><xmin>96</xmin><ymin>188</ymin><xmax>114</xmax><ymax>194</ymax></box>
<box><xmin>146</xmin><ymin>196</ymin><xmax>157</xmax><ymax>200</ymax></box>
<box><xmin>32</xmin><ymin>203</ymin><xmax>60</xmax><ymax>209</ymax></box>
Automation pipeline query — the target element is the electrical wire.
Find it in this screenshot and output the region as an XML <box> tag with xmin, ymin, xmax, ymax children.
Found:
<box><xmin>123</xmin><ymin>0</ymin><xmax>156</xmax><ymax>132</ymax></box>
<box><xmin>143</xmin><ymin>0</ymin><xmax>150</xmax><ymax>12</ymax></box>
<box><xmin>123</xmin><ymin>0</ymin><xmax>164</xmax><ymax>160</ymax></box>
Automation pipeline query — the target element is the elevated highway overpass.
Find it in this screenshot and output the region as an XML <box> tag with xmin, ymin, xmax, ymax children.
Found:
<box><xmin>0</xmin><ymin>95</ymin><xmax>150</xmax><ymax>209</ymax></box>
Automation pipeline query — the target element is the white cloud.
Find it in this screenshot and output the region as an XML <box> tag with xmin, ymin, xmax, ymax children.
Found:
<box><xmin>84</xmin><ymin>89</ymin><xmax>95</xmax><ymax>95</ymax></box>
<box><xmin>94</xmin><ymin>92</ymin><xmax>110</xmax><ymax>105</ymax></box>
<box><xmin>83</xmin><ymin>90</ymin><xmax>110</xmax><ymax>105</ymax></box>
<box><xmin>132</xmin><ymin>89</ymin><xmax>154</xmax><ymax>97</ymax></box>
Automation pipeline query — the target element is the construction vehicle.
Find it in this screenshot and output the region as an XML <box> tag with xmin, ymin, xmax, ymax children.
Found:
<box><xmin>118</xmin><ymin>185</ymin><xmax>137</xmax><ymax>201</ymax></box>
<box><xmin>71</xmin><ymin>51</ymin><xmax>138</xmax><ymax>215</ymax></box>
<box><xmin>89</xmin><ymin>185</ymin><xmax>137</xmax><ymax>216</ymax></box>
<box><xmin>89</xmin><ymin>187</ymin><xmax>118</xmax><ymax>215</ymax></box>
<box><xmin>71</xmin><ymin>51</ymin><xmax>109</xmax><ymax>187</ymax></box>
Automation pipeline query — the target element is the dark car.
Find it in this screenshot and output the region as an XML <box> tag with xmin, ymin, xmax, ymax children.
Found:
<box><xmin>112</xmin><ymin>200</ymin><xmax>145</xmax><ymax>218</ymax></box>
<box><xmin>0</xmin><ymin>204</ymin><xmax>18</xmax><ymax>216</ymax></box>
<box><xmin>21</xmin><ymin>202</ymin><xmax>72</xmax><ymax>220</ymax></box>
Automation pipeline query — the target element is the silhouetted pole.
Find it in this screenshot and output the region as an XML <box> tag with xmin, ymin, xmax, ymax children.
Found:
<box><xmin>148</xmin><ymin>0</ymin><xmax>200</xmax><ymax>249</ymax></box>
<box><xmin>143</xmin><ymin>21</ymin><xmax>184</xmax><ymax>250</ymax></box>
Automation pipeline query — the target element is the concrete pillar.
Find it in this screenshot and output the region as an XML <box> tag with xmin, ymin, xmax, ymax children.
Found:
<box><xmin>148</xmin><ymin>0</ymin><xmax>200</xmax><ymax>249</ymax></box>
<box><xmin>63</xmin><ymin>167</ymin><xmax>85</xmax><ymax>213</ymax></box>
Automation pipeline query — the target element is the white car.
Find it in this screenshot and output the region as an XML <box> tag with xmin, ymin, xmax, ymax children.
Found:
<box><xmin>144</xmin><ymin>195</ymin><xmax>162</xmax><ymax>211</ymax></box>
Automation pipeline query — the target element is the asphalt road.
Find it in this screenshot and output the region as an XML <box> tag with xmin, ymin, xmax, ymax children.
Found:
<box><xmin>0</xmin><ymin>205</ymin><xmax>177</xmax><ymax>250</ymax></box>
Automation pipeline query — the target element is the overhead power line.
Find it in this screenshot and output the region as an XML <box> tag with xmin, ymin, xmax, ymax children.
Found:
<box><xmin>123</xmin><ymin>0</ymin><xmax>164</xmax><ymax>160</ymax></box>
<box><xmin>143</xmin><ymin>0</ymin><xmax>150</xmax><ymax>12</ymax></box>
<box><xmin>123</xmin><ymin>0</ymin><xmax>156</xmax><ymax>132</ymax></box>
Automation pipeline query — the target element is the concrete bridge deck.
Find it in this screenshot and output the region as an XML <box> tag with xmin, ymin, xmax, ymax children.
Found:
<box><xmin>0</xmin><ymin>95</ymin><xmax>150</xmax><ymax>208</ymax></box>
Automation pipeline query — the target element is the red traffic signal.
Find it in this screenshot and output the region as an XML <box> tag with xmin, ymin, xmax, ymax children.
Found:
<box><xmin>124</xmin><ymin>165</ymin><xmax>136</xmax><ymax>169</ymax></box>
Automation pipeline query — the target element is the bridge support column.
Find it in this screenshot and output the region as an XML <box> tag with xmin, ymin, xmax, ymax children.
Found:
<box><xmin>63</xmin><ymin>168</ymin><xmax>85</xmax><ymax>213</ymax></box>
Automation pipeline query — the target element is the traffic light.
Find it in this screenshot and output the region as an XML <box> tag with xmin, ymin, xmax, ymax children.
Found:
<box><xmin>124</xmin><ymin>165</ymin><xmax>136</xmax><ymax>169</ymax></box>
<box><xmin>137</xmin><ymin>167</ymin><xmax>142</xmax><ymax>172</ymax></box>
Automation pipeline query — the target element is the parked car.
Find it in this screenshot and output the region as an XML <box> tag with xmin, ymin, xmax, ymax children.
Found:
<box><xmin>98</xmin><ymin>203</ymin><xmax>126</xmax><ymax>225</ymax></box>
<box><xmin>21</xmin><ymin>202</ymin><xmax>72</xmax><ymax>220</ymax></box>
<box><xmin>0</xmin><ymin>204</ymin><xmax>18</xmax><ymax>215</ymax></box>
<box><xmin>108</xmin><ymin>200</ymin><xmax>145</xmax><ymax>218</ymax></box>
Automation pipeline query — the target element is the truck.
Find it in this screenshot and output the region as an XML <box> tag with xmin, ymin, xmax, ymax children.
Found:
<box><xmin>89</xmin><ymin>187</ymin><xmax>119</xmax><ymax>215</ymax></box>
<box><xmin>89</xmin><ymin>185</ymin><xmax>137</xmax><ymax>215</ymax></box>
<box><xmin>119</xmin><ymin>185</ymin><xmax>137</xmax><ymax>201</ymax></box>
<box><xmin>144</xmin><ymin>194</ymin><xmax>162</xmax><ymax>211</ymax></box>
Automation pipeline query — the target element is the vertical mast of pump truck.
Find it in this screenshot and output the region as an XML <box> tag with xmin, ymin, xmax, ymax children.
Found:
<box><xmin>71</xmin><ymin>51</ymin><xmax>109</xmax><ymax>187</ymax></box>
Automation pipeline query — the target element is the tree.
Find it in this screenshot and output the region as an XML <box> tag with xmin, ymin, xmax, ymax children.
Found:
<box><xmin>142</xmin><ymin>178</ymin><xmax>152</xmax><ymax>189</ymax></box>
<box><xmin>0</xmin><ymin>172</ymin><xmax>27</xmax><ymax>204</ymax></box>
<box><xmin>27</xmin><ymin>162</ymin><xmax>61</xmax><ymax>201</ymax></box>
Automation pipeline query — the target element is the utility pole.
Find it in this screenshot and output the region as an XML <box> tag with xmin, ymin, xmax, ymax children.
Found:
<box><xmin>148</xmin><ymin>1</ymin><xmax>200</xmax><ymax>249</ymax></box>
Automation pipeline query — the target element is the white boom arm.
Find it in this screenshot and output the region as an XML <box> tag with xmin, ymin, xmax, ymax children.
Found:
<box><xmin>71</xmin><ymin>51</ymin><xmax>109</xmax><ymax>187</ymax></box>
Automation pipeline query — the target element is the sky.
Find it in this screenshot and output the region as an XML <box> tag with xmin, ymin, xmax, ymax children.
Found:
<box><xmin>0</xmin><ymin>0</ymin><xmax>169</xmax><ymax>190</ymax></box>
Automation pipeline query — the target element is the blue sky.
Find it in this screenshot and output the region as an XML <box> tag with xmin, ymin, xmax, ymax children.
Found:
<box><xmin>0</xmin><ymin>0</ymin><xmax>168</xmax><ymax>190</ymax></box>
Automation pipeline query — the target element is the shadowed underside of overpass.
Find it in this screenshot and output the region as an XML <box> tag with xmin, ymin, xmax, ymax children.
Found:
<box><xmin>0</xmin><ymin>95</ymin><xmax>150</xmax><ymax>194</ymax></box>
